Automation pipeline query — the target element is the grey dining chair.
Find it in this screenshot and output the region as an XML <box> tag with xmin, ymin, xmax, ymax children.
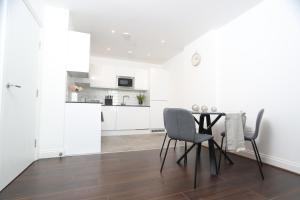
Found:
<box><xmin>161</xmin><ymin>108</ymin><xmax>214</xmax><ymax>188</ymax></box>
<box><xmin>219</xmin><ymin>109</ymin><xmax>264</xmax><ymax>179</ymax></box>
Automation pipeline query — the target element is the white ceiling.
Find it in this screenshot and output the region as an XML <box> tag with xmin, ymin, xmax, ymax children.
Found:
<box><xmin>41</xmin><ymin>0</ymin><xmax>262</xmax><ymax>64</ymax></box>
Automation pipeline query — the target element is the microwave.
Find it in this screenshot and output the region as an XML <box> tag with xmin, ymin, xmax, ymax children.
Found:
<box><xmin>117</xmin><ymin>76</ymin><xmax>134</xmax><ymax>88</ymax></box>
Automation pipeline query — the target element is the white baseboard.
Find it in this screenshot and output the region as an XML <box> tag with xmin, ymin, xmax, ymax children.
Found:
<box><xmin>102</xmin><ymin>129</ymin><xmax>153</xmax><ymax>136</ymax></box>
<box><xmin>235</xmin><ymin>150</ymin><xmax>300</xmax><ymax>175</ymax></box>
<box><xmin>38</xmin><ymin>148</ymin><xmax>63</xmax><ymax>159</ymax></box>
<box><xmin>201</xmin><ymin>143</ymin><xmax>300</xmax><ymax>174</ymax></box>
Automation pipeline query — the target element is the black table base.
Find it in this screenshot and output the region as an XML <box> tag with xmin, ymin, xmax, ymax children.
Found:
<box><xmin>177</xmin><ymin>112</ymin><xmax>233</xmax><ymax>175</ymax></box>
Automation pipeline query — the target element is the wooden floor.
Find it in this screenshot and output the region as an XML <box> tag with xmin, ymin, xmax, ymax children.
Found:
<box><xmin>0</xmin><ymin>147</ymin><xmax>300</xmax><ymax>200</ymax></box>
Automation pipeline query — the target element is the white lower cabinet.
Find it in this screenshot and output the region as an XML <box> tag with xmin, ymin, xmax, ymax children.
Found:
<box><xmin>64</xmin><ymin>103</ymin><xmax>101</xmax><ymax>155</ymax></box>
<box><xmin>116</xmin><ymin>107</ymin><xmax>150</xmax><ymax>130</ymax></box>
<box><xmin>101</xmin><ymin>106</ymin><xmax>117</xmax><ymax>130</ymax></box>
<box><xmin>101</xmin><ymin>106</ymin><xmax>150</xmax><ymax>131</ymax></box>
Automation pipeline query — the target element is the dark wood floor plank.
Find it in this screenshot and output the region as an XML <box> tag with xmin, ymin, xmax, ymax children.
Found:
<box><xmin>0</xmin><ymin>148</ymin><xmax>299</xmax><ymax>200</ymax></box>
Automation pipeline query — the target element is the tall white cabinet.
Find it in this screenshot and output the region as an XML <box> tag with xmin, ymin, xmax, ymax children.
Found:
<box><xmin>150</xmin><ymin>68</ymin><xmax>169</xmax><ymax>130</ymax></box>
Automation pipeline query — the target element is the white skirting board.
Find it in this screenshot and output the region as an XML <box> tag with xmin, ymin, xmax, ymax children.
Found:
<box><xmin>102</xmin><ymin>129</ymin><xmax>153</xmax><ymax>136</ymax></box>
<box><xmin>38</xmin><ymin>148</ymin><xmax>64</xmax><ymax>159</ymax></box>
<box><xmin>202</xmin><ymin>142</ymin><xmax>300</xmax><ymax>174</ymax></box>
<box><xmin>236</xmin><ymin>150</ymin><xmax>300</xmax><ymax>175</ymax></box>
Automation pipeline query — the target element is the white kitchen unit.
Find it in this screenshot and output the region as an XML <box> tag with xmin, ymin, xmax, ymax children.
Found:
<box><xmin>101</xmin><ymin>106</ymin><xmax>117</xmax><ymax>130</ymax></box>
<box><xmin>149</xmin><ymin>68</ymin><xmax>169</xmax><ymax>130</ymax></box>
<box><xmin>149</xmin><ymin>68</ymin><xmax>169</xmax><ymax>101</ymax></box>
<box><xmin>134</xmin><ymin>68</ymin><xmax>149</xmax><ymax>90</ymax></box>
<box><xmin>64</xmin><ymin>103</ymin><xmax>101</xmax><ymax>155</ymax></box>
<box><xmin>67</xmin><ymin>31</ymin><xmax>91</xmax><ymax>72</ymax></box>
<box><xmin>116</xmin><ymin>106</ymin><xmax>150</xmax><ymax>130</ymax></box>
<box><xmin>89</xmin><ymin>65</ymin><xmax>149</xmax><ymax>90</ymax></box>
<box><xmin>150</xmin><ymin>101</ymin><xmax>168</xmax><ymax>130</ymax></box>
<box><xmin>90</xmin><ymin>65</ymin><xmax>116</xmax><ymax>89</ymax></box>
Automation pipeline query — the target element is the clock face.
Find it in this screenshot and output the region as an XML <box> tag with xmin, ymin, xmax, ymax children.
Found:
<box><xmin>191</xmin><ymin>52</ymin><xmax>201</xmax><ymax>66</ymax></box>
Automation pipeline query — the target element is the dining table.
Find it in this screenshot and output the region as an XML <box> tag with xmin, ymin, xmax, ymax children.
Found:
<box><xmin>176</xmin><ymin>112</ymin><xmax>234</xmax><ymax>175</ymax></box>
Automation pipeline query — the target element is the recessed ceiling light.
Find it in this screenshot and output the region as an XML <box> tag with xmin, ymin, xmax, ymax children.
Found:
<box><xmin>106</xmin><ymin>47</ymin><xmax>111</xmax><ymax>51</ymax></box>
<box><xmin>161</xmin><ymin>40</ymin><xmax>166</xmax><ymax>44</ymax></box>
<box><xmin>128</xmin><ymin>50</ymin><xmax>133</xmax><ymax>54</ymax></box>
<box><xmin>147</xmin><ymin>53</ymin><xmax>151</xmax><ymax>57</ymax></box>
<box><xmin>111</xmin><ymin>30</ymin><xmax>116</xmax><ymax>34</ymax></box>
<box><xmin>123</xmin><ymin>32</ymin><xmax>131</xmax><ymax>40</ymax></box>
<box><xmin>90</xmin><ymin>76</ymin><xmax>96</xmax><ymax>80</ymax></box>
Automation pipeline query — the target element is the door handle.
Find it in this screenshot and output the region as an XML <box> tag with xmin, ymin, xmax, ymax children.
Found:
<box><xmin>6</xmin><ymin>83</ymin><xmax>22</xmax><ymax>89</ymax></box>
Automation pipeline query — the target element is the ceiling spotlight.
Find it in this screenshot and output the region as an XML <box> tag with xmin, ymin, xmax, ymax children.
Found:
<box><xmin>161</xmin><ymin>40</ymin><xmax>166</xmax><ymax>44</ymax></box>
<box><xmin>147</xmin><ymin>53</ymin><xmax>151</xmax><ymax>57</ymax></box>
<box><xmin>106</xmin><ymin>47</ymin><xmax>111</xmax><ymax>51</ymax></box>
<box><xmin>111</xmin><ymin>30</ymin><xmax>116</xmax><ymax>34</ymax></box>
<box><xmin>123</xmin><ymin>32</ymin><xmax>131</xmax><ymax>40</ymax></box>
<box><xmin>128</xmin><ymin>50</ymin><xmax>133</xmax><ymax>54</ymax></box>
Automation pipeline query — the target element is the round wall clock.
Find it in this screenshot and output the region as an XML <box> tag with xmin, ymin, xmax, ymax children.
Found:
<box><xmin>191</xmin><ymin>52</ymin><xmax>201</xmax><ymax>66</ymax></box>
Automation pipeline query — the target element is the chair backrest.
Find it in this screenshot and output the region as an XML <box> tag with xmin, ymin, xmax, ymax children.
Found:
<box><xmin>163</xmin><ymin>108</ymin><xmax>196</xmax><ymax>142</ymax></box>
<box><xmin>253</xmin><ymin>109</ymin><xmax>264</xmax><ymax>139</ymax></box>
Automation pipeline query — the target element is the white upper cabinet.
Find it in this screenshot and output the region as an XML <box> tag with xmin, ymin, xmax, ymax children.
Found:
<box><xmin>134</xmin><ymin>68</ymin><xmax>149</xmax><ymax>90</ymax></box>
<box><xmin>67</xmin><ymin>31</ymin><xmax>90</xmax><ymax>72</ymax></box>
<box><xmin>150</xmin><ymin>68</ymin><xmax>169</xmax><ymax>100</ymax></box>
<box><xmin>90</xmin><ymin>65</ymin><xmax>116</xmax><ymax>89</ymax></box>
<box><xmin>89</xmin><ymin>65</ymin><xmax>149</xmax><ymax>90</ymax></box>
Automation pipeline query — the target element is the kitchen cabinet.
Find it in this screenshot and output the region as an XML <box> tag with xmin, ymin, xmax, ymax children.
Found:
<box><xmin>116</xmin><ymin>106</ymin><xmax>150</xmax><ymax>130</ymax></box>
<box><xmin>150</xmin><ymin>68</ymin><xmax>169</xmax><ymax>100</ymax></box>
<box><xmin>150</xmin><ymin>100</ymin><xmax>168</xmax><ymax>130</ymax></box>
<box><xmin>89</xmin><ymin>65</ymin><xmax>149</xmax><ymax>90</ymax></box>
<box><xmin>135</xmin><ymin>68</ymin><xmax>149</xmax><ymax>90</ymax></box>
<box><xmin>90</xmin><ymin>65</ymin><xmax>116</xmax><ymax>89</ymax></box>
<box><xmin>101</xmin><ymin>106</ymin><xmax>117</xmax><ymax>130</ymax></box>
<box><xmin>67</xmin><ymin>31</ymin><xmax>90</xmax><ymax>72</ymax></box>
<box><xmin>64</xmin><ymin>103</ymin><xmax>101</xmax><ymax>155</ymax></box>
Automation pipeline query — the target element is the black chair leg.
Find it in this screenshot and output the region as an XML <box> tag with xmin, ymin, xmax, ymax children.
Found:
<box><xmin>160</xmin><ymin>139</ymin><xmax>172</xmax><ymax>173</ymax></box>
<box><xmin>174</xmin><ymin>140</ymin><xmax>177</xmax><ymax>150</ymax></box>
<box><xmin>159</xmin><ymin>133</ymin><xmax>168</xmax><ymax>157</ymax></box>
<box><xmin>194</xmin><ymin>143</ymin><xmax>201</xmax><ymax>189</ymax></box>
<box><xmin>253</xmin><ymin>140</ymin><xmax>263</xmax><ymax>166</ymax></box>
<box><xmin>184</xmin><ymin>142</ymin><xmax>187</xmax><ymax>166</ymax></box>
<box><xmin>177</xmin><ymin>144</ymin><xmax>195</xmax><ymax>164</ymax></box>
<box><xmin>218</xmin><ymin>136</ymin><xmax>224</xmax><ymax>173</ymax></box>
<box><xmin>251</xmin><ymin>140</ymin><xmax>264</xmax><ymax>180</ymax></box>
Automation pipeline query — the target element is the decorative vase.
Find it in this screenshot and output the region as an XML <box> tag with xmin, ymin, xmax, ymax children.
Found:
<box><xmin>138</xmin><ymin>99</ymin><xmax>143</xmax><ymax>105</ymax></box>
<box><xmin>192</xmin><ymin>104</ymin><xmax>200</xmax><ymax>112</ymax></box>
<box><xmin>211</xmin><ymin>106</ymin><xmax>217</xmax><ymax>112</ymax></box>
<box><xmin>71</xmin><ymin>92</ymin><xmax>78</xmax><ymax>102</ymax></box>
<box><xmin>201</xmin><ymin>105</ymin><xmax>208</xmax><ymax>113</ymax></box>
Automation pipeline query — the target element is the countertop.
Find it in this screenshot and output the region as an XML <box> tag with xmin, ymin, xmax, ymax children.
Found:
<box><xmin>66</xmin><ymin>101</ymin><xmax>150</xmax><ymax>107</ymax></box>
<box><xmin>102</xmin><ymin>104</ymin><xmax>150</xmax><ymax>107</ymax></box>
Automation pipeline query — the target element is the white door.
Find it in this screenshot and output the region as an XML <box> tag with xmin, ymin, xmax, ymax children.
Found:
<box><xmin>0</xmin><ymin>0</ymin><xmax>40</xmax><ymax>190</ymax></box>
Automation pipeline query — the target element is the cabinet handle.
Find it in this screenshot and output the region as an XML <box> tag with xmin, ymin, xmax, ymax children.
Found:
<box><xmin>6</xmin><ymin>83</ymin><xmax>22</xmax><ymax>89</ymax></box>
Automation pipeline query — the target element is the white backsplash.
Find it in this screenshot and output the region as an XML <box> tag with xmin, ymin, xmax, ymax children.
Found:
<box><xmin>66</xmin><ymin>76</ymin><xmax>149</xmax><ymax>106</ymax></box>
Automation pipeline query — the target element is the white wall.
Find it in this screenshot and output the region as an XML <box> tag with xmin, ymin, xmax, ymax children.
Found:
<box><xmin>216</xmin><ymin>0</ymin><xmax>300</xmax><ymax>173</ymax></box>
<box><xmin>164</xmin><ymin>0</ymin><xmax>300</xmax><ymax>173</ymax></box>
<box><xmin>0</xmin><ymin>0</ymin><xmax>7</xmax><ymax>116</ymax></box>
<box><xmin>164</xmin><ymin>31</ymin><xmax>218</xmax><ymax>110</ymax></box>
<box><xmin>0</xmin><ymin>0</ymin><xmax>7</xmax><ymax>191</ymax></box>
<box><xmin>38</xmin><ymin>6</ymin><xmax>69</xmax><ymax>158</ymax></box>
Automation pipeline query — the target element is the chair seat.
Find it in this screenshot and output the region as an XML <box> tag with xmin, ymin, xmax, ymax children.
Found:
<box><xmin>220</xmin><ymin>131</ymin><xmax>255</xmax><ymax>140</ymax></box>
<box><xmin>244</xmin><ymin>131</ymin><xmax>255</xmax><ymax>140</ymax></box>
<box><xmin>194</xmin><ymin>133</ymin><xmax>213</xmax><ymax>143</ymax></box>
